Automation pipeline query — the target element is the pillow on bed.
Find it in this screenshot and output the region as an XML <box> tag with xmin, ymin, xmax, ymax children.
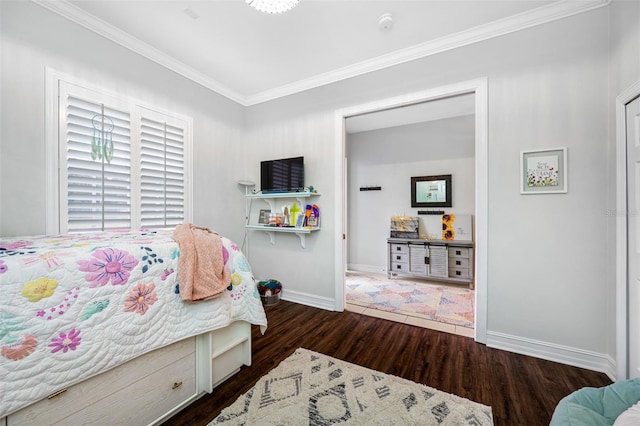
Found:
<box><xmin>614</xmin><ymin>401</ymin><xmax>640</xmax><ymax>426</ymax></box>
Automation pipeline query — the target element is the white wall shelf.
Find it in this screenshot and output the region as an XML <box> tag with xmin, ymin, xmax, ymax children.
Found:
<box><xmin>246</xmin><ymin>191</ymin><xmax>320</xmax><ymax>211</ymax></box>
<box><xmin>246</xmin><ymin>191</ymin><xmax>320</xmax><ymax>248</ymax></box>
<box><xmin>245</xmin><ymin>225</ymin><xmax>320</xmax><ymax>248</ymax></box>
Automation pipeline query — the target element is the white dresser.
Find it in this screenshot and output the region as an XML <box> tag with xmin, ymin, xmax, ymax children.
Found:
<box><xmin>387</xmin><ymin>238</ymin><xmax>474</xmax><ymax>288</ymax></box>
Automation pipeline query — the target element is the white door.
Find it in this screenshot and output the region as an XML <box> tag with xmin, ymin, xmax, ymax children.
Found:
<box><xmin>627</xmin><ymin>95</ymin><xmax>640</xmax><ymax>379</ymax></box>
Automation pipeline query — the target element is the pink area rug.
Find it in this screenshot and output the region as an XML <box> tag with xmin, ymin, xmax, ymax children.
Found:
<box><xmin>346</xmin><ymin>272</ymin><xmax>474</xmax><ymax>328</ymax></box>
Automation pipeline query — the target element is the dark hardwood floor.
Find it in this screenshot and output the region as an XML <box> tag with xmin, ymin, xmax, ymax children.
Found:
<box><xmin>163</xmin><ymin>300</ymin><xmax>612</xmax><ymax>426</ymax></box>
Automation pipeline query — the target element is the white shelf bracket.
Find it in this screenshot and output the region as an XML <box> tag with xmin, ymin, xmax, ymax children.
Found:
<box><xmin>260</xmin><ymin>230</ymin><xmax>306</xmax><ymax>248</ymax></box>
<box><xmin>261</xmin><ymin>198</ymin><xmax>275</xmax><ymax>211</ymax></box>
<box><xmin>296</xmin><ymin>233</ymin><xmax>306</xmax><ymax>249</ymax></box>
<box><xmin>265</xmin><ymin>231</ymin><xmax>276</xmax><ymax>245</ymax></box>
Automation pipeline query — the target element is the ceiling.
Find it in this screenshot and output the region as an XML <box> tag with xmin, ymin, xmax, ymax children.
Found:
<box><xmin>35</xmin><ymin>0</ymin><xmax>607</xmax><ymax>106</ymax></box>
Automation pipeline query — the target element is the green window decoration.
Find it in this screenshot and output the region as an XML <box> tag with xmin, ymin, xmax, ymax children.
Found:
<box><xmin>91</xmin><ymin>109</ymin><xmax>115</xmax><ymax>163</ymax></box>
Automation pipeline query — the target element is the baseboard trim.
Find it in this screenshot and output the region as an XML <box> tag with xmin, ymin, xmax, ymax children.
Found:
<box><xmin>347</xmin><ymin>264</ymin><xmax>386</xmax><ymax>274</ymax></box>
<box><xmin>279</xmin><ymin>293</ymin><xmax>618</xmax><ymax>379</ymax></box>
<box><xmin>486</xmin><ymin>331</ymin><xmax>616</xmax><ymax>381</ymax></box>
<box><xmin>281</xmin><ymin>289</ymin><xmax>337</xmax><ymax>312</ymax></box>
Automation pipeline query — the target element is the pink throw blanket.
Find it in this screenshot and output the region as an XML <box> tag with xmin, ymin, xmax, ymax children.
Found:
<box><xmin>173</xmin><ymin>223</ymin><xmax>230</xmax><ymax>302</ymax></box>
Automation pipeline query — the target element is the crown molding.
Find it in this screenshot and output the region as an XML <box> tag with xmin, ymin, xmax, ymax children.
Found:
<box><xmin>32</xmin><ymin>0</ymin><xmax>609</xmax><ymax>107</ymax></box>
<box><xmin>31</xmin><ymin>0</ymin><xmax>248</xmax><ymax>105</ymax></box>
<box><xmin>245</xmin><ymin>0</ymin><xmax>610</xmax><ymax>105</ymax></box>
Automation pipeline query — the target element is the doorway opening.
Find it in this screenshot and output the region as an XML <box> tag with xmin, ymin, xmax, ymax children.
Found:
<box><xmin>344</xmin><ymin>94</ymin><xmax>476</xmax><ymax>336</ymax></box>
<box><xmin>333</xmin><ymin>78</ymin><xmax>488</xmax><ymax>343</ymax></box>
<box><xmin>615</xmin><ymin>80</ymin><xmax>640</xmax><ymax>380</ymax></box>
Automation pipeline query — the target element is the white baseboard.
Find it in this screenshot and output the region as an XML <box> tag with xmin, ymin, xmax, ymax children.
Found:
<box><xmin>486</xmin><ymin>331</ymin><xmax>617</xmax><ymax>381</ymax></box>
<box><xmin>280</xmin><ymin>285</ymin><xmax>618</xmax><ymax>379</ymax></box>
<box><xmin>281</xmin><ymin>289</ymin><xmax>337</xmax><ymax>311</ymax></box>
<box><xmin>347</xmin><ymin>264</ymin><xmax>386</xmax><ymax>274</ymax></box>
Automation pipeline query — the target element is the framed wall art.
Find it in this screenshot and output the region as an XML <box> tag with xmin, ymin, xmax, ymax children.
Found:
<box><xmin>411</xmin><ymin>175</ymin><xmax>452</xmax><ymax>208</ymax></box>
<box><xmin>520</xmin><ymin>147</ymin><xmax>567</xmax><ymax>194</ymax></box>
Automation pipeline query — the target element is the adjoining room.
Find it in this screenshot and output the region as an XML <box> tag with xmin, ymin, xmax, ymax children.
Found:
<box><xmin>344</xmin><ymin>95</ymin><xmax>477</xmax><ymax>336</ymax></box>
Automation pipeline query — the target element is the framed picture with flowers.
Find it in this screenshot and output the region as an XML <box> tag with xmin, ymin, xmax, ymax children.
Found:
<box><xmin>520</xmin><ymin>147</ymin><xmax>567</xmax><ymax>194</ymax></box>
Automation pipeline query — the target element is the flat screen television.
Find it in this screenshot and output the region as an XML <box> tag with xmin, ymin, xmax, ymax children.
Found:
<box><xmin>260</xmin><ymin>156</ymin><xmax>305</xmax><ymax>193</ymax></box>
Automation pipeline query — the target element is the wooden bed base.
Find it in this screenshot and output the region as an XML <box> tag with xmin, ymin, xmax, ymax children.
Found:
<box><xmin>1</xmin><ymin>321</ymin><xmax>251</xmax><ymax>425</ymax></box>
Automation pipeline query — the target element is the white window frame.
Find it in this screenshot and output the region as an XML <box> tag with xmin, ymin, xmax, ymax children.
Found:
<box><xmin>45</xmin><ymin>68</ymin><xmax>193</xmax><ymax>234</ymax></box>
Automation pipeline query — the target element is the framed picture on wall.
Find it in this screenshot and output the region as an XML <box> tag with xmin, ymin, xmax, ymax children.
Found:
<box><xmin>411</xmin><ymin>175</ymin><xmax>452</xmax><ymax>208</ymax></box>
<box><xmin>520</xmin><ymin>147</ymin><xmax>567</xmax><ymax>194</ymax></box>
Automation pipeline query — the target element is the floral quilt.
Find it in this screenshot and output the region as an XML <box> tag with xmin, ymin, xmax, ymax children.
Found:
<box><xmin>0</xmin><ymin>229</ymin><xmax>267</xmax><ymax>417</ymax></box>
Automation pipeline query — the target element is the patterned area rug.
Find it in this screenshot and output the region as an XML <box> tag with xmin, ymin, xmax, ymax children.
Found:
<box><xmin>346</xmin><ymin>272</ymin><xmax>474</xmax><ymax>328</ymax></box>
<box><xmin>210</xmin><ymin>348</ymin><xmax>493</xmax><ymax>425</ymax></box>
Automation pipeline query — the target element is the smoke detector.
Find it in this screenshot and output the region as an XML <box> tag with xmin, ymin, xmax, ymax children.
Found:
<box><xmin>378</xmin><ymin>13</ymin><xmax>394</xmax><ymax>31</ymax></box>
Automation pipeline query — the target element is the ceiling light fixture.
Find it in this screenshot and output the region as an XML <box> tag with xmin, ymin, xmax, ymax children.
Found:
<box><xmin>245</xmin><ymin>0</ymin><xmax>299</xmax><ymax>14</ymax></box>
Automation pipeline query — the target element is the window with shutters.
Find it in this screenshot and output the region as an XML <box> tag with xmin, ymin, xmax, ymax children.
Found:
<box><xmin>54</xmin><ymin>79</ymin><xmax>192</xmax><ymax>233</ymax></box>
<box><xmin>138</xmin><ymin>108</ymin><xmax>186</xmax><ymax>229</ymax></box>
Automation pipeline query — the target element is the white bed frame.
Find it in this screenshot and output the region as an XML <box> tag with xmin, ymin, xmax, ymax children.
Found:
<box><xmin>1</xmin><ymin>321</ymin><xmax>251</xmax><ymax>425</ymax></box>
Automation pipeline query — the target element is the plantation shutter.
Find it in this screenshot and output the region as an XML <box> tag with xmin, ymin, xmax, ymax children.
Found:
<box><xmin>61</xmin><ymin>85</ymin><xmax>131</xmax><ymax>233</ymax></box>
<box><xmin>55</xmin><ymin>79</ymin><xmax>191</xmax><ymax>234</ymax></box>
<box><xmin>139</xmin><ymin>108</ymin><xmax>186</xmax><ymax>229</ymax></box>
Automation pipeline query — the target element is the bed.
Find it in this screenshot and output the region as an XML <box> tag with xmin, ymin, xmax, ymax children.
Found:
<box><xmin>0</xmin><ymin>227</ymin><xmax>267</xmax><ymax>424</ymax></box>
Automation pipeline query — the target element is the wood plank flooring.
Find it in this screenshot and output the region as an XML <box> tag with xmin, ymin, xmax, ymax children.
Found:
<box><xmin>162</xmin><ymin>300</ymin><xmax>612</xmax><ymax>426</ymax></box>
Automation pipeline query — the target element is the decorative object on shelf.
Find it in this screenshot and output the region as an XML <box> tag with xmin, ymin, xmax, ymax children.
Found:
<box><xmin>423</xmin><ymin>215</ymin><xmax>442</xmax><ymax>240</ymax></box>
<box><xmin>268</xmin><ymin>212</ymin><xmax>284</xmax><ymax>226</ymax></box>
<box><xmin>451</xmin><ymin>215</ymin><xmax>473</xmax><ymax>241</ymax></box>
<box><xmin>304</xmin><ymin>204</ymin><xmax>312</xmax><ymax>226</ymax></box>
<box><xmin>411</xmin><ymin>175</ymin><xmax>452</xmax><ymax>208</ymax></box>
<box><xmin>245</xmin><ymin>0</ymin><xmax>298</xmax><ymax>14</ymax></box>
<box><xmin>390</xmin><ymin>216</ymin><xmax>419</xmax><ymax>239</ymax></box>
<box><xmin>305</xmin><ymin>204</ymin><xmax>319</xmax><ymax>227</ymax></box>
<box><xmin>289</xmin><ymin>201</ymin><xmax>302</xmax><ymax>227</ymax></box>
<box><xmin>442</xmin><ymin>214</ymin><xmax>456</xmax><ymax>240</ymax></box>
<box><xmin>245</xmin><ymin>190</ymin><xmax>320</xmax><ymax>248</ymax></box>
<box><xmin>520</xmin><ymin>147</ymin><xmax>567</xmax><ymax>194</ymax></box>
<box><xmin>422</xmin><ymin>214</ymin><xmax>473</xmax><ymax>241</ymax></box>
<box><xmin>258</xmin><ymin>209</ymin><xmax>271</xmax><ymax>224</ymax></box>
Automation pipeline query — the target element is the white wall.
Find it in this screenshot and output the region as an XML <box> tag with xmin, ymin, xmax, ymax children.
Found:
<box><xmin>1</xmin><ymin>0</ymin><xmax>638</xmax><ymax>376</ymax></box>
<box><xmin>346</xmin><ymin>115</ymin><xmax>475</xmax><ymax>271</ymax></box>
<box><xmin>0</xmin><ymin>1</ymin><xmax>247</xmax><ymax>244</ymax></box>
<box><xmin>240</xmin><ymin>109</ymin><xmax>337</xmax><ymax>307</ymax></box>
<box><xmin>608</xmin><ymin>0</ymin><xmax>640</xmax><ymax>374</ymax></box>
<box><xmin>243</xmin><ymin>8</ymin><xmax>616</xmax><ymax>371</ymax></box>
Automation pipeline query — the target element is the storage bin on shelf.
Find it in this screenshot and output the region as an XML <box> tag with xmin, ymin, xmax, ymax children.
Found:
<box><xmin>257</xmin><ymin>279</ymin><xmax>282</xmax><ymax>306</ymax></box>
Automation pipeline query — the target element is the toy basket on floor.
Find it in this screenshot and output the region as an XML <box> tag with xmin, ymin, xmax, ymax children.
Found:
<box><xmin>257</xmin><ymin>279</ymin><xmax>282</xmax><ymax>306</ymax></box>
